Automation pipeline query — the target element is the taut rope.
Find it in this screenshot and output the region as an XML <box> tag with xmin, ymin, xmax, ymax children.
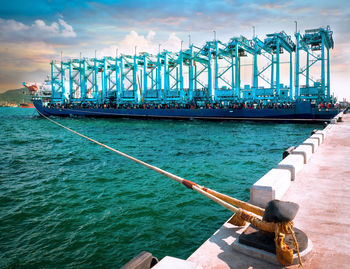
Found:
<box><xmin>37</xmin><ymin>111</ymin><xmax>302</xmax><ymax>266</ymax></box>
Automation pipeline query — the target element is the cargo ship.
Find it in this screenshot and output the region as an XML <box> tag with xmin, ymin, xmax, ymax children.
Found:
<box><xmin>29</xmin><ymin>26</ymin><xmax>340</xmax><ymax>122</ymax></box>
<box><xmin>32</xmin><ymin>98</ymin><xmax>338</xmax><ymax>122</ymax></box>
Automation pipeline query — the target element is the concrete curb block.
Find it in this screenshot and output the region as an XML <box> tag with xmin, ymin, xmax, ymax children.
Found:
<box><xmin>324</xmin><ymin>125</ymin><xmax>333</xmax><ymax>134</ymax></box>
<box><xmin>324</xmin><ymin>124</ymin><xmax>332</xmax><ymax>130</ymax></box>
<box><xmin>315</xmin><ymin>130</ymin><xmax>326</xmax><ymax>140</ymax></box>
<box><xmin>276</xmin><ymin>154</ymin><xmax>304</xmax><ymax>181</ymax></box>
<box><xmin>337</xmin><ymin>111</ymin><xmax>344</xmax><ymax>122</ymax></box>
<box><xmin>249</xmin><ymin>111</ymin><xmax>341</xmax><ymax>209</ymax></box>
<box><xmin>154</xmin><ymin>256</ymin><xmax>202</xmax><ymax>269</ymax></box>
<box><xmin>310</xmin><ymin>133</ymin><xmax>323</xmax><ymax>145</ymax></box>
<box><xmin>250</xmin><ymin>168</ymin><xmax>291</xmax><ymax>208</ymax></box>
<box><xmin>330</xmin><ymin>111</ymin><xmax>343</xmax><ymax>124</ymax></box>
<box><xmin>302</xmin><ymin>138</ymin><xmax>319</xmax><ymax>153</ymax></box>
<box><xmin>291</xmin><ymin>144</ymin><xmax>313</xmax><ymax>164</ymax></box>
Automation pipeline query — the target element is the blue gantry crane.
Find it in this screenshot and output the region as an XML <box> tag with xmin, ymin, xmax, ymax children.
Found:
<box><xmin>263</xmin><ymin>31</ymin><xmax>295</xmax><ymax>100</ymax></box>
<box><xmin>227</xmin><ymin>36</ymin><xmax>256</xmax><ymax>100</ymax></box>
<box><xmin>295</xmin><ymin>26</ymin><xmax>334</xmax><ymax>102</ymax></box>
<box><xmin>49</xmin><ymin>26</ymin><xmax>334</xmax><ymax>106</ymax></box>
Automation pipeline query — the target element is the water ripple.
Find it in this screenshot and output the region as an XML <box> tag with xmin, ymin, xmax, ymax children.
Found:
<box><xmin>0</xmin><ymin>107</ymin><xmax>320</xmax><ymax>268</ymax></box>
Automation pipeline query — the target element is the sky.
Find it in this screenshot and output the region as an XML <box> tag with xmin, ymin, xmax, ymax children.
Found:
<box><xmin>0</xmin><ymin>0</ymin><xmax>349</xmax><ymax>100</ymax></box>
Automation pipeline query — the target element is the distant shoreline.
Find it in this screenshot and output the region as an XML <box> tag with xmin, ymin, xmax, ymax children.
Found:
<box><xmin>0</xmin><ymin>87</ymin><xmax>30</xmax><ymax>105</ymax></box>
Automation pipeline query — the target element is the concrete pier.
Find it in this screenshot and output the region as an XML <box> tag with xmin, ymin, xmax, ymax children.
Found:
<box><xmin>184</xmin><ymin>113</ymin><xmax>350</xmax><ymax>268</ymax></box>
<box><xmin>283</xmin><ymin>113</ymin><xmax>350</xmax><ymax>268</ymax></box>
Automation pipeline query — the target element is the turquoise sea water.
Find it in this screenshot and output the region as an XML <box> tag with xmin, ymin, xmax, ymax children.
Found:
<box><xmin>0</xmin><ymin>107</ymin><xmax>320</xmax><ymax>268</ymax></box>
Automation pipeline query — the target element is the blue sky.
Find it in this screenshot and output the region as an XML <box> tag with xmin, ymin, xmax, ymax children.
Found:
<box><xmin>0</xmin><ymin>0</ymin><xmax>349</xmax><ymax>99</ymax></box>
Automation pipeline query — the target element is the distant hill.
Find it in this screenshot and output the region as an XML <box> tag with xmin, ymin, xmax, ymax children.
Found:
<box><xmin>0</xmin><ymin>88</ymin><xmax>32</xmax><ymax>104</ymax></box>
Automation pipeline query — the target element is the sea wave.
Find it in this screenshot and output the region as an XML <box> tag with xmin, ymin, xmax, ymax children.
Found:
<box><xmin>0</xmin><ymin>108</ymin><xmax>320</xmax><ymax>268</ymax></box>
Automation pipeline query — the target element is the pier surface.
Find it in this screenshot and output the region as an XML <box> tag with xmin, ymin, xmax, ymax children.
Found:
<box><xmin>187</xmin><ymin>114</ymin><xmax>350</xmax><ymax>268</ymax></box>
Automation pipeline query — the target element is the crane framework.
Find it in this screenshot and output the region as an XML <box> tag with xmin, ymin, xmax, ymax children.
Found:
<box><xmin>50</xmin><ymin>26</ymin><xmax>334</xmax><ymax>105</ymax></box>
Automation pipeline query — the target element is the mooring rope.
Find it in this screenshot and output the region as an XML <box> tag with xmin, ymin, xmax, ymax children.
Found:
<box><xmin>37</xmin><ymin>111</ymin><xmax>303</xmax><ymax>267</ymax></box>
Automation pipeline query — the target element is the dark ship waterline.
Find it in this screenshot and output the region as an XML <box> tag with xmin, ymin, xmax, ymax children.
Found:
<box><xmin>33</xmin><ymin>99</ymin><xmax>338</xmax><ymax>122</ymax></box>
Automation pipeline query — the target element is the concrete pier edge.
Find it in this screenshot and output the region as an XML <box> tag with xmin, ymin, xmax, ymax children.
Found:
<box><xmin>154</xmin><ymin>110</ymin><xmax>347</xmax><ymax>268</ymax></box>
<box><xmin>250</xmin><ymin>111</ymin><xmax>343</xmax><ymax>207</ymax></box>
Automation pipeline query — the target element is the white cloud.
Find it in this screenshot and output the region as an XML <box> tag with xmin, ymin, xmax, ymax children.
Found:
<box><xmin>0</xmin><ymin>18</ymin><xmax>77</xmax><ymax>91</ymax></box>
<box><xmin>0</xmin><ymin>18</ymin><xmax>28</xmax><ymax>32</ymax></box>
<box><xmin>120</xmin><ymin>30</ymin><xmax>156</xmax><ymax>54</ymax></box>
<box><xmin>97</xmin><ymin>31</ymin><xmax>183</xmax><ymax>57</ymax></box>
<box><xmin>58</xmin><ymin>19</ymin><xmax>76</xmax><ymax>38</ymax></box>
<box><xmin>147</xmin><ymin>30</ymin><xmax>156</xmax><ymax>41</ymax></box>
<box><xmin>33</xmin><ymin>19</ymin><xmax>59</xmax><ymax>34</ymax></box>
<box><xmin>95</xmin><ymin>30</ymin><xmax>153</xmax><ymax>57</ymax></box>
<box><xmin>161</xmin><ymin>32</ymin><xmax>182</xmax><ymax>51</ymax></box>
<box><xmin>0</xmin><ymin>17</ymin><xmax>76</xmax><ymax>42</ymax></box>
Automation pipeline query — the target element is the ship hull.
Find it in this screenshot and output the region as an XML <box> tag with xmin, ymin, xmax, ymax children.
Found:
<box><xmin>33</xmin><ymin>100</ymin><xmax>338</xmax><ymax>122</ymax></box>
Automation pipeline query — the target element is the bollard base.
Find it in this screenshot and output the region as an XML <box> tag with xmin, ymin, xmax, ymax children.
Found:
<box><xmin>232</xmin><ymin>224</ymin><xmax>312</xmax><ymax>265</ymax></box>
<box><xmin>239</xmin><ymin>225</ymin><xmax>308</xmax><ymax>253</ymax></box>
